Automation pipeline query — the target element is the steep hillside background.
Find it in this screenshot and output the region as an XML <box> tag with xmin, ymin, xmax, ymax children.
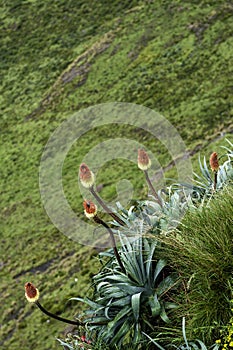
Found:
<box><xmin>0</xmin><ymin>1</ymin><xmax>233</xmax><ymax>349</ymax></box>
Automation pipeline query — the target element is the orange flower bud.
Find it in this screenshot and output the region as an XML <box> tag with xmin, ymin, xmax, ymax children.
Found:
<box><xmin>83</xmin><ymin>200</ymin><xmax>97</xmax><ymax>219</ymax></box>
<box><xmin>25</xmin><ymin>282</ymin><xmax>39</xmax><ymax>303</ymax></box>
<box><xmin>138</xmin><ymin>149</ymin><xmax>151</xmax><ymax>171</ymax></box>
<box><xmin>79</xmin><ymin>163</ymin><xmax>95</xmax><ymax>188</ymax></box>
<box><xmin>209</xmin><ymin>152</ymin><xmax>219</xmax><ymax>172</ymax></box>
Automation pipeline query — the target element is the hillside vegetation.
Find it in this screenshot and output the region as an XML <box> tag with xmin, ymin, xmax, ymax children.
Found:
<box><xmin>0</xmin><ymin>1</ymin><xmax>233</xmax><ymax>349</ymax></box>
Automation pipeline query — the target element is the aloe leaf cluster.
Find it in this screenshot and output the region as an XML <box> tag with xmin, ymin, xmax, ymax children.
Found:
<box><xmin>73</xmin><ymin>236</ymin><xmax>177</xmax><ymax>347</ymax></box>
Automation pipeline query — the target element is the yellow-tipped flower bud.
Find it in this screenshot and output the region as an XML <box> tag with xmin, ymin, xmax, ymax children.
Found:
<box><xmin>138</xmin><ymin>149</ymin><xmax>151</xmax><ymax>171</ymax></box>
<box><xmin>79</xmin><ymin>163</ymin><xmax>95</xmax><ymax>188</ymax></box>
<box><xmin>209</xmin><ymin>152</ymin><xmax>219</xmax><ymax>172</ymax></box>
<box><xmin>25</xmin><ymin>282</ymin><xmax>40</xmax><ymax>303</ymax></box>
<box><xmin>83</xmin><ymin>200</ymin><xmax>97</xmax><ymax>219</ymax></box>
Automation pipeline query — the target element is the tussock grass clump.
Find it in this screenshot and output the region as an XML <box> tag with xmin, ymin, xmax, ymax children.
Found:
<box><xmin>162</xmin><ymin>187</ymin><xmax>233</xmax><ymax>344</ymax></box>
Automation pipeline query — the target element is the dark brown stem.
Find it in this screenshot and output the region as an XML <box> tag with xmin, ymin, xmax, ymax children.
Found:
<box><xmin>35</xmin><ymin>300</ymin><xmax>84</xmax><ymax>326</ymax></box>
<box><xmin>89</xmin><ymin>186</ymin><xmax>125</xmax><ymax>226</ymax></box>
<box><xmin>93</xmin><ymin>215</ymin><xmax>126</xmax><ymax>274</ymax></box>
<box><xmin>144</xmin><ymin>170</ymin><xmax>163</xmax><ymax>207</ymax></box>
<box><xmin>35</xmin><ymin>301</ymin><xmax>106</xmax><ymax>326</ymax></box>
<box><xmin>213</xmin><ymin>171</ymin><xmax>218</xmax><ymax>191</ymax></box>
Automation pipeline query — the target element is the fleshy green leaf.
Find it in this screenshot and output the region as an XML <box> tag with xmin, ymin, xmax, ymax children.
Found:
<box><xmin>131</xmin><ymin>292</ymin><xmax>142</xmax><ymax>321</ymax></box>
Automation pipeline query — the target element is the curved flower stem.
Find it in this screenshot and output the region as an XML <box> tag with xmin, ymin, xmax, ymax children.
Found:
<box><xmin>35</xmin><ymin>301</ymin><xmax>106</xmax><ymax>326</ymax></box>
<box><xmin>144</xmin><ymin>170</ymin><xmax>163</xmax><ymax>208</ymax></box>
<box><xmin>93</xmin><ymin>215</ymin><xmax>126</xmax><ymax>274</ymax></box>
<box><xmin>89</xmin><ymin>186</ymin><xmax>125</xmax><ymax>226</ymax></box>
<box><xmin>35</xmin><ymin>300</ymin><xmax>84</xmax><ymax>326</ymax></box>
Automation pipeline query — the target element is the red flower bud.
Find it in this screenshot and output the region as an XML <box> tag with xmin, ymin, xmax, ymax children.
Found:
<box><xmin>209</xmin><ymin>152</ymin><xmax>219</xmax><ymax>172</ymax></box>
<box><xmin>79</xmin><ymin>163</ymin><xmax>95</xmax><ymax>188</ymax></box>
<box><xmin>83</xmin><ymin>200</ymin><xmax>97</xmax><ymax>219</ymax></box>
<box><xmin>25</xmin><ymin>282</ymin><xmax>39</xmax><ymax>303</ymax></box>
<box><xmin>138</xmin><ymin>149</ymin><xmax>151</xmax><ymax>171</ymax></box>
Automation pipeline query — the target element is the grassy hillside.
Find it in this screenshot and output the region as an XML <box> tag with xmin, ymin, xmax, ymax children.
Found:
<box><xmin>0</xmin><ymin>0</ymin><xmax>233</xmax><ymax>349</ymax></box>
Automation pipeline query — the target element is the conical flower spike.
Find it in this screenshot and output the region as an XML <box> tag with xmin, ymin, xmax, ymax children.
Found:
<box><xmin>79</xmin><ymin>163</ymin><xmax>95</xmax><ymax>188</ymax></box>
<box><xmin>25</xmin><ymin>282</ymin><xmax>40</xmax><ymax>303</ymax></box>
<box><xmin>138</xmin><ymin>149</ymin><xmax>151</xmax><ymax>171</ymax></box>
<box><xmin>209</xmin><ymin>152</ymin><xmax>219</xmax><ymax>172</ymax></box>
<box><xmin>83</xmin><ymin>200</ymin><xmax>97</xmax><ymax>219</ymax></box>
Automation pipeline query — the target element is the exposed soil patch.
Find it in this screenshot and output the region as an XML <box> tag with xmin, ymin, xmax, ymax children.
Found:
<box><xmin>13</xmin><ymin>250</ymin><xmax>76</xmax><ymax>279</ymax></box>
<box><xmin>25</xmin><ymin>31</ymin><xmax>116</xmax><ymax>120</ymax></box>
<box><xmin>13</xmin><ymin>258</ymin><xmax>56</xmax><ymax>279</ymax></box>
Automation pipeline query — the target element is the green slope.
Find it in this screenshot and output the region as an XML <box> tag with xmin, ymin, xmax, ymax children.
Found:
<box><xmin>0</xmin><ymin>1</ymin><xmax>233</xmax><ymax>349</ymax></box>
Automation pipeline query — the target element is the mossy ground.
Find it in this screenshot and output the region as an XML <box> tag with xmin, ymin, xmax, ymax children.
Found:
<box><xmin>0</xmin><ymin>1</ymin><xmax>233</xmax><ymax>349</ymax></box>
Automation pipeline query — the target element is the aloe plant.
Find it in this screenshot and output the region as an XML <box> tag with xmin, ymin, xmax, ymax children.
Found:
<box><xmin>71</xmin><ymin>236</ymin><xmax>177</xmax><ymax>348</ymax></box>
